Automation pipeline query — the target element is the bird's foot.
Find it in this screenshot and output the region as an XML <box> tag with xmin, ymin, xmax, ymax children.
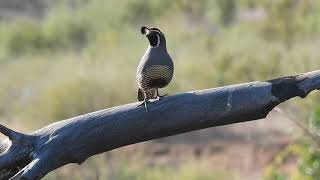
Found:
<box><xmin>156</xmin><ymin>94</ymin><xmax>168</xmax><ymax>101</ymax></box>
<box><xmin>138</xmin><ymin>100</ymin><xmax>149</xmax><ymax>111</ymax></box>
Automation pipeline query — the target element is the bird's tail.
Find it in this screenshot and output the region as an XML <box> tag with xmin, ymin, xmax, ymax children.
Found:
<box><xmin>137</xmin><ymin>88</ymin><xmax>156</xmax><ymax>101</ymax></box>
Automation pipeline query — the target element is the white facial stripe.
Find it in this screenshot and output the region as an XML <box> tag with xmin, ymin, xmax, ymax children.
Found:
<box><xmin>156</xmin><ymin>34</ymin><xmax>160</xmax><ymax>47</ymax></box>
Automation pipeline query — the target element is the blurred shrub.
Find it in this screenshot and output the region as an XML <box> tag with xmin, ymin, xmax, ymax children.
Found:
<box><xmin>42</xmin><ymin>10</ymin><xmax>90</xmax><ymax>50</ymax></box>
<box><xmin>32</xmin><ymin>77</ymin><xmax>108</xmax><ymax>122</ymax></box>
<box><xmin>125</xmin><ymin>0</ymin><xmax>171</xmax><ymax>23</ymax></box>
<box><xmin>263</xmin><ymin>144</ymin><xmax>303</xmax><ymax>180</ymax></box>
<box><xmin>261</xmin><ymin>0</ymin><xmax>320</xmax><ymax>47</ymax></box>
<box><xmin>297</xmin><ymin>108</ymin><xmax>320</xmax><ymax>179</ymax></box>
<box><xmin>4</xmin><ymin>23</ymin><xmax>45</xmax><ymax>54</ymax></box>
<box><xmin>0</xmin><ymin>17</ymin><xmax>90</xmax><ymax>56</ymax></box>
<box><xmin>22</xmin><ymin>58</ymin><xmax>137</xmax><ymax>124</ymax></box>
<box><xmin>216</xmin><ymin>0</ymin><xmax>236</xmax><ymax>26</ymax></box>
<box><xmin>0</xmin><ymin>0</ymin><xmax>123</xmax><ymax>57</ymax></box>
<box><xmin>125</xmin><ymin>0</ymin><xmax>217</xmax><ymax>24</ymax></box>
<box><xmin>173</xmin><ymin>0</ymin><xmax>211</xmax><ymax>20</ymax></box>
<box><xmin>263</xmin><ymin>107</ymin><xmax>320</xmax><ymax>180</ymax></box>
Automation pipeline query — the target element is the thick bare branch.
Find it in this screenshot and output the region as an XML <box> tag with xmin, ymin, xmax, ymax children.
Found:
<box><xmin>0</xmin><ymin>70</ymin><xmax>320</xmax><ymax>179</ymax></box>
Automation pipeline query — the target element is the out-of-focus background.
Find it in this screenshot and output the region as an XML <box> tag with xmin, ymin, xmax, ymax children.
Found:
<box><xmin>0</xmin><ymin>0</ymin><xmax>320</xmax><ymax>179</ymax></box>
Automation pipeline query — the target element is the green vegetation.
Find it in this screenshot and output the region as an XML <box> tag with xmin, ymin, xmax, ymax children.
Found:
<box><xmin>264</xmin><ymin>108</ymin><xmax>320</xmax><ymax>180</ymax></box>
<box><xmin>0</xmin><ymin>0</ymin><xmax>320</xmax><ymax>179</ymax></box>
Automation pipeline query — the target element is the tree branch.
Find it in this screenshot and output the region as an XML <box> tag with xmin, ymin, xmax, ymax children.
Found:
<box><xmin>0</xmin><ymin>70</ymin><xmax>319</xmax><ymax>179</ymax></box>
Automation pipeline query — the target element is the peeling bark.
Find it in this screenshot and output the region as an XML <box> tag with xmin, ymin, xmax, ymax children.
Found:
<box><xmin>0</xmin><ymin>70</ymin><xmax>319</xmax><ymax>180</ymax></box>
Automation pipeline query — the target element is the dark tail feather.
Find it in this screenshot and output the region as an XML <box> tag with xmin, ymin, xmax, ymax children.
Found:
<box><xmin>138</xmin><ymin>88</ymin><xmax>144</xmax><ymax>101</ymax></box>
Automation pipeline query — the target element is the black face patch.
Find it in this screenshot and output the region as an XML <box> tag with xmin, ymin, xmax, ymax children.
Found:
<box><xmin>147</xmin><ymin>32</ymin><xmax>159</xmax><ymax>47</ymax></box>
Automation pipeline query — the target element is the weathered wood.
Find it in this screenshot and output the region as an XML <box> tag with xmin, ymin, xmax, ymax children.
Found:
<box><xmin>0</xmin><ymin>70</ymin><xmax>319</xmax><ymax>179</ymax></box>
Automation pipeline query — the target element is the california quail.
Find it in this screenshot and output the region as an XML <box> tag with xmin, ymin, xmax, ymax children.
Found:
<box><xmin>137</xmin><ymin>26</ymin><xmax>174</xmax><ymax>110</ymax></box>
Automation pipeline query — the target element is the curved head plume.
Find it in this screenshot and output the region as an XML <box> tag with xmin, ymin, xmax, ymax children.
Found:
<box><xmin>140</xmin><ymin>26</ymin><xmax>166</xmax><ymax>48</ymax></box>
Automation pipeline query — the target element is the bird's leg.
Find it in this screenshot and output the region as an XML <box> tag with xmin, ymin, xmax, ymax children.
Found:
<box><xmin>144</xmin><ymin>98</ymin><xmax>148</xmax><ymax>111</ymax></box>
<box><xmin>138</xmin><ymin>98</ymin><xmax>149</xmax><ymax>111</ymax></box>
<box><xmin>138</xmin><ymin>92</ymin><xmax>149</xmax><ymax>111</ymax></box>
<box><xmin>138</xmin><ymin>100</ymin><xmax>149</xmax><ymax>110</ymax></box>
<box><xmin>139</xmin><ymin>92</ymin><xmax>149</xmax><ymax>111</ymax></box>
<box><xmin>156</xmin><ymin>89</ymin><xmax>167</xmax><ymax>100</ymax></box>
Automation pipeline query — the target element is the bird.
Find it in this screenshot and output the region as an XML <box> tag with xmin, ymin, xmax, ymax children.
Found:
<box><xmin>136</xmin><ymin>26</ymin><xmax>174</xmax><ymax>111</ymax></box>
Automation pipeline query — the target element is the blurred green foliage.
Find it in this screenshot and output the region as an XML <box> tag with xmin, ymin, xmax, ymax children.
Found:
<box><xmin>0</xmin><ymin>0</ymin><xmax>320</xmax><ymax>179</ymax></box>
<box><xmin>261</xmin><ymin>0</ymin><xmax>320</xmax><ymax>47</ymax></box>
<box><xmin>264</xmin><ymin>108</ymin><xmax>320</xmax><ymax>180</ymax></box>
<box><xmin>216</xmin><ymin>0</ymin><xmax>236</xmax><ymax>26</ymax></box>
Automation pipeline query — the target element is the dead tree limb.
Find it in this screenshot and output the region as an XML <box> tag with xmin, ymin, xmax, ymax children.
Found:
<box><xmin>0</xmin><ymin>70</ymin><xmax>320</xmax><ymax>179</ymax></box>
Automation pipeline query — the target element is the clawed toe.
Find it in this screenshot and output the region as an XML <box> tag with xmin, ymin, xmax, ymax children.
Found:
<box><xmin>156</xmin><ymin>94</ymin><xmax>168</xmax><ymax>100</ymax></box>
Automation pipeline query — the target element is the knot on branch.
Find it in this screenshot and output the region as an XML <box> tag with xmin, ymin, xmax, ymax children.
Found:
<box><xmin>268</xmin><ymin>75</ymin><xmax>307</xmax><ymax>102</ymax></box>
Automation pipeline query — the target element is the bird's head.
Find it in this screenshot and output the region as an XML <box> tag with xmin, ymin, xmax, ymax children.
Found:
<box><xmin>141</xmin><ymin>26</ymin><xmax>166</xmax><ymax>48</ymax></box>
